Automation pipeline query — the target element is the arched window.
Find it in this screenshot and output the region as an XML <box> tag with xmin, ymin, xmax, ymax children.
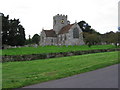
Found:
<box><xmin>64</xmin><ymin>34</ymin><xmax>67</xmax><ymax>40</ymax></box>
<box><xmin>42</xmin><ymin>37</ymin><xmax>44</xmax><ymax>42</ymax></box>
<box><xmin>60</xmin><ymin>35</ymin><xmax>62</xmax><ymax>41</ymax></box>
<box><xmin>51</xmin><ymin>39</ymin><xmax>53</xmax><ymax>43</ymax></box>
<box><xmin>73</xmin><ymin>27</ymin><xmax>79</xmax><ymax>38</ymax></box>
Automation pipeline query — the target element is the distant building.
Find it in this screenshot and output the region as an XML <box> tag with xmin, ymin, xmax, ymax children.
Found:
<box><xmin>40</xmin><ymin>14</ymin><xmax>85</xmax><ymax>46</ymax></box>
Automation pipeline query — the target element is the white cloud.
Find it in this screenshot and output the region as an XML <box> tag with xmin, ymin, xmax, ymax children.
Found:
<box><xmin>0</xmin><ymin>0</ymin><xmax>119</xmax><ymax>38</ymax></box>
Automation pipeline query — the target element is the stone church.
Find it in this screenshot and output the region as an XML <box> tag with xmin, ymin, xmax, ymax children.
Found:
<box><xmin>40</xmin><ymin>14</ymin><xmax>85</xmax><ymax>46</ymax></box>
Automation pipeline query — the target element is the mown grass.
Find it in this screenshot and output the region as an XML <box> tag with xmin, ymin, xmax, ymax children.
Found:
<box><xmin>1</xmin><ymin>45</ymin><xmax>118</xmax><ymax>55</ymax></box>
<box><xmin>2</xmin><ymin>51</ymin><xmax>119</xmax><ymax>88</ymax></box>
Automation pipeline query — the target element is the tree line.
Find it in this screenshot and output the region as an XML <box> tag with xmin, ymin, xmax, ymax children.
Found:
<box><xmin>78</xmin><ymin>21</ymin><xmax>120</xmax><ymax>47</ymax></box>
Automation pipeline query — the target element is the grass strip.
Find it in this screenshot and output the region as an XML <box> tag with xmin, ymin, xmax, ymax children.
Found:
<box><xmin>1</xmin><ymin>45</ymin><xmax>118</xmax><ymax>55</ymax></box>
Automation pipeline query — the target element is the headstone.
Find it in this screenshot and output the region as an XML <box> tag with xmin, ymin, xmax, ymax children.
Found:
<box><xmin>34</xmin><ymin>44</ymin><xmax>38</xmax><ymax>48</ymax></box>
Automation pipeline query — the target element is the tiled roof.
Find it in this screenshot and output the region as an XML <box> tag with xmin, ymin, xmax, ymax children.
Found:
<box><xmin>43</xmin><ymin>29</ymin><xmax>57</xmax><ymax>37</ymax></box>
<box><xmin>58</xmin><ymin>24</ymin><xmax>74</xmax><ymax>34</ymax></box>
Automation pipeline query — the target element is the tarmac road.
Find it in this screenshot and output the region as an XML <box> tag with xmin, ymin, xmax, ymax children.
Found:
<box><xmin>23</xmin><ymin>64</ymin><xmax>119</xmax><ymax>88</ymax></box>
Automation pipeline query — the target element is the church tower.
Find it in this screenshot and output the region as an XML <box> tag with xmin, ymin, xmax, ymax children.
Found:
<box><xmin>53</xmin><ymin>14</ymin><xmax>69</xmax><ymax>34</ymax></box>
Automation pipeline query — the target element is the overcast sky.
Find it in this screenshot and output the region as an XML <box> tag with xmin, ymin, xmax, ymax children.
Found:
<box><xmin>0</xmin><ymin>0</ymin><xmax>119</xmax><ymax>38</ymax></box>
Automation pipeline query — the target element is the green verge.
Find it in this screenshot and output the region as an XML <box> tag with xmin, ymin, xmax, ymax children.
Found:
<box><xmin>1</xmin><ymin>45</ymin><xmax>118</xmax><ymax>55</ymax></box>
<box><xmin>2</xmin><ymin>51</ymin><xmax>119</xmax><ymax>88</ymax></box>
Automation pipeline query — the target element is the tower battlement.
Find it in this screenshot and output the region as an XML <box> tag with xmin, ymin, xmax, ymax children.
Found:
<box><xmin>53</xmin><ymin>14</ymin><xmax>67</xmax><ymax>20</ymax></box>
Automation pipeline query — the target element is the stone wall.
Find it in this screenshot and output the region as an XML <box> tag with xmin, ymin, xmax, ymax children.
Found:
<box><xmin>2</xmin><ymin>48</ymin><xmax>120</xmax><ymax>62</ymax></box>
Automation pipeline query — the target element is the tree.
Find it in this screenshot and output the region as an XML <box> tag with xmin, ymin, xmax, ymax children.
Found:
<box><xmin>78</xmin><ymin>20</ymin><xmax>100</xmax><ymax>34</ymax></box>
<box><xmin>32</xmin><ymin>34</ymin><xmax>40</xmax><ymax>45</ymax></box>
<box><xmin>2</xmin><ymin>14</ymin><xmax>9</xmax><ymax>45</ymax></box>
<box><xmin>100</xmin><ymin>31</ymin><xmax>119</xmax><ymax>46</ymax></box>
<box><xmin>117</xmin><ymin>32</ymin><xmax>120</xmax><ymax>46</ymax></box>
<box><xmin>2</xmin><ymin>14</ymin><xmax>26</xmax><ymax>46</ymax></box>
<box><xmin>78</xmin><ymin>21</ymin><xmax>92</xmax><ymax>32</ymax></box>
<box><xmin>15</xmin><ymin>25</ymin><xmax>26</xmax><ymax>46</ymax></box>
<box><xmin>107</xmin><ymin>32</ymin><xmax>119</xmax><ymax>47</ymax></box>
<box><xmin>84</xmin><ymin>32</ymin><xmax>101</xmax><ymax>47</ymax></box>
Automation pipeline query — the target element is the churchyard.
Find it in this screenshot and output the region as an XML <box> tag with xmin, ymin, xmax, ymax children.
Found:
<box><xmin>1</xmin><ymin>45</ymin><xmax>120</xmax><ymax>88</ymax></box>
<box><xmin>1</xmin><ymin>45</ymin><xmax>117</xmax><ymax>55</ymax></box>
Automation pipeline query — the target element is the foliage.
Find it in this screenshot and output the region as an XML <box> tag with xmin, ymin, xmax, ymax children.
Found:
<box><xmin>77</xmin><ymin>20</ymin><xmax>101</xmax><ymax>47</ymax></box>
<box><xmin>77</xmin><ymin>20</ymin><xmax>119</xmax><ymax>47</ymax></box>
<box><xmin>2</xmin><ymin>14</ymin><xmax>26</xmax><ymax>46</ymax></box>
<box><xmin>78</xmin><ymin>21</ymin><xmax>91</xmax><ymax>32</ymax></box>
<box><xmin>25</xmin><ymin>35</ymin><xmax>32</xmax><ymax>45</ymax></box>
<box><xmin>84</xmin><ymin>32</ymin><xmax>101</xmax><ymax>47</ymax></box>
<box><xmin>101</xmin><ymin>31</ymin><xmax>120</xmax><ymax>46</ymax></box>
<box><xmin>32</xmin><ymin>34</ymin><xmax>40</xmax><ymax>45</ymax></box>
<box><xmin>2</xmin><ymin>51</ymin><xmax>119</xmax><ymax>88</ymax></box>
<box><xmin>77</xmin><ymin>20</ymin><xmax>100</xmax><ymax>34</ymax></box>
<box><xmin>1</xmin><ymin>45</ymin><xmax>117</xmax><ymax>55</ymax></box>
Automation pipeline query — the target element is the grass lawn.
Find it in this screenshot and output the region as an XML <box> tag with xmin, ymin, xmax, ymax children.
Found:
<box><xmin>1</xmin><ymin>45</ymin><xmax>118</xmax><ymax>55</ymax></box>
<box><xmin>2</xmin><ymin>51</ymin><xmax>119</xmax><ymax>88</ymax></box>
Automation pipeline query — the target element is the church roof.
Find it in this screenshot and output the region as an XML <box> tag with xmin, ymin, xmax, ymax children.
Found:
<box><xmin>43</xmin><ymin>29</ymin><xmax>57</xmax><ymax>37</ymax></box>
<box><xmin>58</xmin><ymin>24</ymin><xmax>74</xmax><ymax>34</ymax></box>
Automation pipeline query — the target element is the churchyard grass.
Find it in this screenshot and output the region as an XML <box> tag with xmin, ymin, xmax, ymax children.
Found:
<box><xmin>1</xmin><ymin>45</ymin><xmax>118</xmax><ymax>55</ymax></box>
<box><xmin>2</xmin><ymin>51</ymin><xmax>119</xmax><ymax>88</ymax></box>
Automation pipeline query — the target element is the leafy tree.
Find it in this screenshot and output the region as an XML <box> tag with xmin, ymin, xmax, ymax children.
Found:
<box><xmin>2</xmin><ymin>14</ymin><xmax>26</xmax><ymax>46</ymax></box>
<box><xmin>84</xmin><ymin>32</ymin><xmax>101</xmax><ymax>47</ymax></box>
<box><xmin>78</xmin><ymin>20</ymin><xmax>101</xmax><ymax>47</ymax></box>
<box><xmin>107</xmin><ymin>32</ymin><xmax>119</xmax><ymax>47</ymax></box>
<box><xmin>117</xmin><ymin>32</ymin><xmax>120</xmax><ymax>46</ymax></box>
<box><xmin>78</xmin><ymin>21</ymin><xmax>91</xmax><ymax>32</ymax></box>
<box><xmin>2</xmin><ymin>14</ymin><xmax>9</xmax><ymax>45</ymax></box>
<box><xmin>101</xmin><ymin>31</ymin><xmax>115</xmax><ymax>44</ymax></box>
<box><xmin>100</xmin><ymin>31</ymin><xmax>120</xmax><ymax>47</ymax></box>
<box><xmin>78</xmin><ymin>20</ymin><xmax>100</xmax><ymax>34</ymax></box>
<box><xmin>16</xmin><ymin>25</ymin><xmax>26</xmax><ymax>46</ymax></box>
<box><xmin>32</xmin><ymin>34</ymin><xmax>40</xmax><ymax>45</ymax></box>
